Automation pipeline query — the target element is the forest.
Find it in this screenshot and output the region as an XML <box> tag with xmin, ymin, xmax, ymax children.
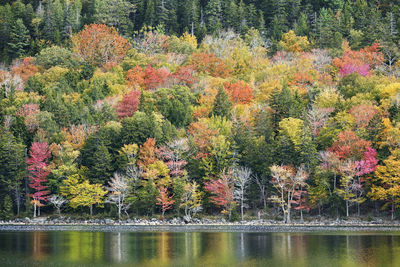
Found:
<box><xmin>1</xmin><ymin>0</ymin><xmax>400</xmax><ymax>223</ymax></box>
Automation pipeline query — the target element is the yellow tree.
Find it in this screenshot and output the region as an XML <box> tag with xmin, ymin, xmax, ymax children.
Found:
<box><xmin>61</xmin><ymin>174</ymin><xmax>107</xmax><ymax>216</ymax></box>
<box><xmin>369</xmin><ymin>151</ymin><xmax>400</xmax><ymax>220</ymax></box>
<box><xmin>279</xmin><ymin>30</ymin><xmax>310</xmax><ymax>53</ymax></box>
<box><xmin>180</xmin><ymin>181</ymin><xmax>203</xmax><ymax>219</ymax></box>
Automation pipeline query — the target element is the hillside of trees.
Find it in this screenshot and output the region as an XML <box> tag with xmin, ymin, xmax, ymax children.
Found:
<box><xmin>1</xmin><ymin>0</ymin><xmax>400</xmax><ymax>63</ymax></box>
<box><xmin>2</xmin><ymin>1</ymin><xmax>400</xmax><ymax>222</ymax></box>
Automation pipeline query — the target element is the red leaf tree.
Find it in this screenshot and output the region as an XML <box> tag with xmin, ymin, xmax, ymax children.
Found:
<box><xmin>204</xmin><ymin>170</ymin><xmax>235</xmax><ymax>219</ymax></box>
<box><xmin>333</xmin><ymin>42</ymin><xmax>383</xmax><ymax>77</ymax></box>
<box><xmin>156</xmin><ymin>186</ymin><xmax>175</xmax><ymax>217</ymax></box>
<box><xmin>27</xmin><ymin>142</ymin><xmax>51</xmax><ymax>217</ymax></box>
<box><xmin>117</xmin><ymin>90</ymin><xmax>141</xmax><ymax>119</ymax></box>
<box><xmin>356</xmin><ymin>147</ymin><xmax>378</xmax><ymax>176</ymax></box>
<box><xmin>329</xmin><ymin>130</ymin><xmax>371</xmax><ymax>160</ymax></box>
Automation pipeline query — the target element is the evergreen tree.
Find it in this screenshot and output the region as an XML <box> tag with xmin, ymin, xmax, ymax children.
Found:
<box><xmin>205</xmin><ymin>0</ymin><xmax>222</xmax><ymax>33</ymax></box>
<box><xmin>7</xmin><ymin>18</ymin><xmax>29</xmax><ymax>58</ymax></box>
<box><xmin>0</xmin><ymin>129</ymin><xmax>25</xmax><ymax>215</ymax></box>
<box><xmin>211</xmin><ymin>86</ymin><xmax>232</xmax><ymax>118</ymax></box>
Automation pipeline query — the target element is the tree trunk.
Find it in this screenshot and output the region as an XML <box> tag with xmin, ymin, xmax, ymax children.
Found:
<box><xmin>118</xmin><ymin>195</ymin><xmax>121</xmax><ymax>221</ymax></box>
<box><xmin>241</xmin><ymin>197</ymin><xmax>244</xmax><ymax>221</ymax></box>
<box><xmin>14</xmin><ymin>187</ymin><xmax>20</xmax><ymax>215</ymax></box>
<box><xmin>33</xmin><ymin>202</ymin><xmax>36</xmax><ymax>218</ymax></box>
<box><xmin>38</xmin><ymin>205</ymin><xmax>40</xmax><ymax>216</ymax></box>
<box><xmin>90</xmin><ymin>205</ymin><xmax>93</xmax><ymax>216</ymax></box>
<box><xmin>300</xmin><ymin>210</ymin><xmax>303</xmax><ymax>222</ymax></box>
<box><xmin>357</xmin><ymin>202</ymin><xmax>360</xmax><ymax>216</ymax></box>
<box><xmin>392</xmin><ymin>202</ymin><xmax>395</xmax><ymax>220</ymax></box>
<box><xmin>346</xmin><ymin>200</ymin><xmax>349</xmax><ymax>217</ymax></box>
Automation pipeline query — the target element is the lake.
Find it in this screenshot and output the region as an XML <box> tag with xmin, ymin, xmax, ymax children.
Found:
<box><xmin>1</xmin><ymin>228</ymin><xmax>400</xmax><ymax>266</ymax></box>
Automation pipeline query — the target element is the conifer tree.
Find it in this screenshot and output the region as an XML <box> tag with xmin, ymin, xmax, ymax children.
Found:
<box><xmin>7</xmin><ymin>18</ymin><xmax>29</xmax><ymax>59</ymax></box>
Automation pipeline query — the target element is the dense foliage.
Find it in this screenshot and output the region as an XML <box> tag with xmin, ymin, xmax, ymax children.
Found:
<box><xmin>1</xmin><ymin>0</ymin><xmax>400</xmax><ymax>63</ymax></box>
<box><xmin>2</xmin><ymin>3</ymin><xmax>400</xmax><ymax>222</ymax></box>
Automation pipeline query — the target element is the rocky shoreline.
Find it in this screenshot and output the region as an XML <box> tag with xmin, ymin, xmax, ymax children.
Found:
<box><xmin>1</xmin><ymin>217</ymin><xmax>400</xmax><ymax>232</ymax></box>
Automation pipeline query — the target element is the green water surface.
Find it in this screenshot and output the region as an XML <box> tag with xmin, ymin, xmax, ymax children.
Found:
<box><xmin>1</xmin><ymin>230</ymin><xmax>399</xmax><ymax>266</ymax></box>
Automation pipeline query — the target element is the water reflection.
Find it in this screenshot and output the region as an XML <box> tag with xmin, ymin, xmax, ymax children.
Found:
<box><xmin>1</xmin><ymin>231</ymin><xmax>400</xmax><ymax>266</ymax></box>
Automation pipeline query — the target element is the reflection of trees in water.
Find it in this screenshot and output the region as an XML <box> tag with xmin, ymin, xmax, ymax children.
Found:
<box><xmin>3</xmin><ymin>231</ymin><xmax>400</xmax><ymax>266</ymax></box>
<box><xmin>31</xmin><ymin>231</ymin><xmax>49</xmax><ymax>261</ymax></box>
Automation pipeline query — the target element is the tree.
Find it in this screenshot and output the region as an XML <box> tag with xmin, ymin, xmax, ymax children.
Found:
<box><xmin>72</xmin><ymin>24</ymin><xmax>131</xmax><ymax>66</ymax></box>
<box><xmin>92</xmin><ymin>0</ymin><xmax>135</xmax><ymax>36</ymax></box>
<box><xmin>61</xmin><ymin>174</ymin><xmax>107</xmax><ymax>216</ymax></box>
<box><xmin>0</xmin><ymin>129</ymin><xmax>25</xmax><ymax>216</ymax></box>
<box><xmin>7</xmin><ymin>18</ymin><xmax>29</xmax><ymax>59</ymax></box>
<box><xmin>369</xmin><ymin>151</ymin><xmax>400</xmax><ymax>220</ymax></box>
<box><xmin>211</xmin><ymin>86</ymin><xmax>232</xmax><ymax>118</ymax></box>
<box><xmin>157</xmin><ymin>138</ymin><xmax>189</xmax><ymax>178</ymax></box>
<box><xmin>279</xmin><ymin>30</ymin><xmax>310</xmax><ymax>53</ymax></box>
<box><xmin>180</xmin><ymin>181</ymin><xmax>203</xmax><ymax>219</ymax></box>
<box><xmin>107</xmin><ymin>173</ymin><xmax>131</xmax><ymax>220</ymax></box>
<box><xmin>27</xmin><ymin>142</ymin><xmax>51</xmax><ymax>217</ymax></box>
<box><xmin>269</xmin><ymin>165</ymin><xmax>309</xmax><ymax>223</ymax></box>
<box><xmin>48</xmin><ymin>195</ymin><xmax>67</xmax><ymax>215</ymax></box>
<box><xmin>223</xmin><ymin>81</ymin><xmax>253</xmax><ymax>104</ymax></box>
<box><xmin>117</xmin><ymin>90</ymin><xmax>141</xmax><ymax>119</ymax></box>
<box><xmin>35</xmin><ymin>46</ymin><xmax>78</xmax><ymax>69</ymax></box>
<box><xmin>156</xmin><ymin>186</ymin><xmax>175</xmax><ymax>217</ymax></box>
<box><xmin>335</xmin><ymin>160</ymin><xmax>362</xmax><ymax>217</ymax></box>
<box><xmin>205</xmin><ymin>169</ymin><xmax>235</xmax><ymax>220</ymax></box>
<box><xmin>205</xmin><ymin>0</ymin><xmax>222</xmax><ymax>33</ymax></box>
<box><xmin>233</xmin><ymin>167</ymin><xmax>251</xmax><ymax>221</ymax></box>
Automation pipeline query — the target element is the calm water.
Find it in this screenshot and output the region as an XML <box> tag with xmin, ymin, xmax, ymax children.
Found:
<box><xmin>1</xmin><ymin>230</ymin><xmax>400</xmax><ymax>266</ymax></box>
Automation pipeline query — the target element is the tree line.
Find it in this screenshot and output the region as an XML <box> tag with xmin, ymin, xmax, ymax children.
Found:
<box><xmin>1</xmin><ymin>0</ymin><xmax>400</xmax><ymax>63</ymax></box>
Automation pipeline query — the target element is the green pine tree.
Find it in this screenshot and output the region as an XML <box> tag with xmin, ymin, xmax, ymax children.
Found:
<box><xmin>211</xmin><ymin>86</ymin><xmax>232</xmax><ymax>118</ymax></box>
<box><xmin>7</xmin><ymin>18</ymin><xmax>29</xmax><ymax>59</ymax></box>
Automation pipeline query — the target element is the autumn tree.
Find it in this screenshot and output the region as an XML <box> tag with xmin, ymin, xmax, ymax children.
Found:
<box><xmin>72</xmin><ymin>24</ymin><xmax>131</xmax><ymax>66</ymax></box>
<box><xmin>156</xmin><ymin>186</ymin><xmax>175</xmax><ymax>217</ymax></box>
<box><xmin>48</xmin><ymin>195</ymin><xmax>67</xmax><ymax>215</ymax></box>
<box><xmin>279</xmin><ymin>30</ymin><xmax>310</xmax><ymax>53</ymax></box>
<box><xmin>61</xmin><ymin>174</ymin><xmax>107</xmax><ymax>216</ymax></box>
<box><xmin>117</xmin><ymin>90</ymin><xmax>141</xmax><ymax>119</ymax></box>
<box><xmin>223</xmin><ymin>81</ymin><xmax>253</xmax><ymax>104</ymax></box>
<box><xmin>269</xmin><ymin>165</ymin><xmax>309</xmax><ymax>223</ymax></box>
<box><xmin>233</xmin><ymin>167</ymin><xmax>252</xmax><ymax>221</ymax></box>
<box><xmin>107</xmin><ymin>173</ymin><xmax>131</xmax><ymax>220</ymax></box>
<box><xmin>205</xmin><ymin>169</ymin><xmax>235</xmax><ymax>220</ymax></box>
<box><xmin>188</xmin><ymin>52</ymin><xmax>231</xmax><ymax>78</ymax></box>
<box><xmin>369</xmin><ymin>151</ymin><xmax>400</xmax><ymax>220</ymax></box>
<box><xmin>335</xmin><ymin>160</ymin><xmax>361</xmax><ymax>217</ymax></box>
<box><xmin>157</xmin><ymin>138</ymin><xmax>189</xmax><ymax>178</ymax></box>
<box><xmin>180</xmin><ymin>181</ymin><xmax>203</xmax><ymax>219</ymax></box>
<box><xmin>27</xmin><ymin>142</ymin><xmax>51</xmax><ymax>217</ymax></box>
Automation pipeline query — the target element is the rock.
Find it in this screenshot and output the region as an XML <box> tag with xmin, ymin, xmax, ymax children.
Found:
<box><xmin>183</xmin><ymin>215</ymin><xmax>191</xmax><ymax>224</ymax></box>
<box><xmin>105</xmin><ymin>219</ymin><xmax>114</xmax><ymax>224</ymax></box>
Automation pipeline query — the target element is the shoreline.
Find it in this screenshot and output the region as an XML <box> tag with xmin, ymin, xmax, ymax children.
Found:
<box><xmin>2</xmin><ymin>218</ymin><xmax>400</xmax><ymax>232</ymax></box>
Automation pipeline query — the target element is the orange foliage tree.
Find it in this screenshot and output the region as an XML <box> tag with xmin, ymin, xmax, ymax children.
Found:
<box><xmin>137</xmin><ymin>138</ymin><xmax>157</xmax><ymax>171</ymax></box>
<box><xmin>188</xmin><ymin>52</ymin><xmax>231</xmax><ymax>78</ymax></box>
<box><xmin>188</xmin><ymin>120</ymin><xmax>218</xmax><ymax>159</ymax></box>
<box><xmin>11</xmin><ymin>57</ymin><xmax>39</xmax><ymax>83</ymax></box>
<box><xmin>329</xmin><ymin>130</ymin><xmax>372</xmax><ymax>160</ymax></box>
<box><xmin>223</xmin><ymin>81</ymin><xmax>253</xmax><ymax>104</ymax></box>
<box><xmin>126</xmin><ymin>65</ymin><xmax>171</xmax><ymax>90</ymax></box>
<box><xmin>332</xmin><ymin>42</ymin><xmax>384</xmax><ymax>76</ymax></box>
<box><xmin>72</xmin><ymin>24</ymin><xmax>131</xmax><ymax>66</ymax></box>
<box><xmin>349</xmin><ymin>104</ymin><xmax>379</xmax><ymax>128</ymax></box>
